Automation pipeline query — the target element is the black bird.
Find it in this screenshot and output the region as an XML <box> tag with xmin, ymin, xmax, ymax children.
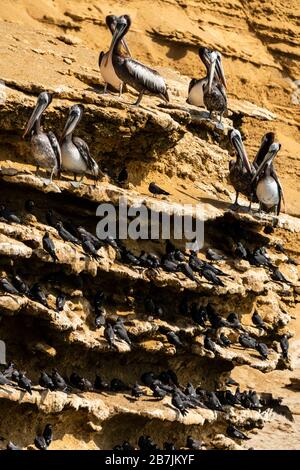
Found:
<box><xmin>77</xmin><ymin>227</ymin><xmax>102</xmax><ymax>249</ymax></box>
<box><xmin>200</xmin><ymin>267</ymin><xmax>225</xmax><ymax>287</ymax></box>
<box><xmin>149</xmin><ymin>182</ymin><xmax>170</xmax><ymax>196</ymax></box>
<box><xmin>0</xmin><ymin>371</ymin><xmax>12</xmax><ymax>386</ymax></box>
<box><xmin>43</xmin><ymin>424</ymin><xmax>53</xmax><ymax>447</ymax></box>
<box><xmin>95</xmin><ymin>309</ymin><xmax>106</xmax><ymax>328</ymax></box>
<box><xmin>43</xmin><ymin>232</ymin><xmax>58</xmax><ymax>262</ymax></box>
<box><xmin>204</xmin><ymin>262</ymin><xmax>228</xmax><ymax>277</ymax></box>
<box><xmin>162</xmin><ymin>258</ymin><xmax>179</xmax><ymax>272</ymax></box>
<box><xmin>12</xmin><ymin>275</ymin><xmax>29</xmax><ymax>295</ymax></box>
<box><xmin>191</xmin><ymin>304</ymin><xmax>207</xmax><ymax>327</ymax></box>
<box><xmin>114</xmin><ymin>318</ymin><xmax>131</xmax><ymax>346</ymax></box>
<box><xmin>0</xmin><ymin>278</ymin><xmax>20</xmax><ymax>295</ymax></box>
<box><xmin>226</xmin><ymin>377</ymin><xmax>239</xmax><ymax>387</ymax></box>
<box><xmin>227</xmin><ymin>424</ymin><xmax>249</xmax><ymax>440</ymax></box>
<box><xmin>110</xmin><ymin>378</ymin><xmax>129</xmax><ymax>392</ymax></box>
<box><xmin>141</xmin><ymin>371</ymin><xmax>156</xmax><ymax>387</ymax></box>
<box><xmin>234</xmin><ymin>242</ymin><xmax>248</xmax><ymax>259</ymax></box>
<box><xmin>207</xmin><ymin>306</ymin><xmax>228</xmax><ymax>328</ymax></box>
<box><xmin>46</xmin><ymin>209</ymin><xmax>57</xmax><ymax>227</ymax></box>
<box><xmin>180</xmin><ymin>262</ymin><xmax>201</xmax><ymax>284</ymax></box>
<box><xmin>256</xmin><ymin>342</ymin><xmax>269</xmax><ymax>360</ymax></box>
<box><xmin>56</xmin><ymin>292</ymin><xmax>66</xmax><ymax>312</ymax></box>
<box><xmin>204</xmin><ymin>335</ymin><xmax>217</xmax><ymax>353</ymax></box>
<box><xmin>120</xmin><ymin>248</ymin><xmax>140</xmax><ymax>266</ymax></box>
<box><xmin>18</xmin><ymin>372</ymin><xmax>32</xmax><ymax>395</ymax></box>
<box><xmin>81</xmin><ymin>236</ymin><xmax>102</xmax><ymax>260</ymax></box>
<box><xmin>25</xmin><ymin>199</ymin><xmax>35</xmax><ymax>213</ymax></box>
<box><xmin>7</xmin><ymin>441</ymin><xmax>21</xmax><ymax>450</ymax></box>
<box><xmin>104</xmin><ymin>322</ymin><xmax>116</xmax><ymax>349</ymax></box>
<box><xmin>164</xmin><ymin>442</ymin><xmax>176</xmax><ymax>450</ymax></box>
<box><xmin>165</xmin><ymin>369</ymin><xmax>179</xmax><ymax>387</ymax></box>
<box><xmin>151</xmin><ymin>383</ymin><xmax>167</xmax><ymax>399</ymax></box>
<box><xmin>280</xmin><ymin>334</ymin><xmax>289</xmax><ymax>359</ymax></box>
<box><xmin>51</xmin><ymin>369</ymin><xmax>67</xmax><ymax>391</ymax></box>
<box><xmin>56</xmin><ymin>221</ymin><xmax>80</xmax><ymax>244</ymax></box>
<box><xmin>271</xmin><ymin>268</ymin><xmax>292</xmax><ymax>284</ymax></box>
<box><xmin>138</xmin><ymin>435</ymin><xmax>158</xmax><ymax>451</ymax></box>
<box><xmin>219</xmin><ymin>332</ymin><xmax>231</xmax><ymax>347</ymax></box>
<box><xmin>166</xmin><ymin>331</ymin><xmax>183</xmax><ymax>348</ymax></box>
<box><xmin>131</xmin><ymin>383</ymin><xmax>144</xmax><ymax>398</ymax></box>
<box><xmin>29</xmin><ymin>283</ymin><xmax>49</xmax><ymax>308</ymax></box>
<box><xmin>206</xmin><ymin>391</ymin><xmax>224</xmax><ymax>411</ymax></box>
<box><xmin>250</xmin><ymin>248</ymin><xmax>273</xmax><ymax>269</ymax></box>
<box><xmin>94</xmin><ymin>375</ymin><xmax>109</xmax><ymax>391</ymax></box>
<box><xmin>3</xmin><ymin>361</ymin><xmax>17</xmax><ymax>379</ymax></box>
<box><xmin>122</xmin><ymin>441</ymin><xmax>134</xmax><ymax>451</ymax></box>
<box><xmin>172</xmin><ymin>391</ymin><xmax>188</xmax><ymax>416</ymax></box>
<box><xmin>252</xmin><ymin>311</ymin><xmax>266</xmax><ymax>330</ymax></box>
<box><xmin>239</xmin><ymin>334</ymin><xmax>257</xmax><ymax>349</ymax></box>
<box><xmin>39</xmin><ymin>372</ymin><xmax>55</xmax><ymax>391</ymax></box>
<box><xmin>186</xmin><ymin>436</ymin><xmax>202</xmax><ymax>450</ymax></box>
<box><xmin>206</xmin><ymin>248</ymin><xmax>226</xmax><ymax>261</ymax></box>
<box><xmin>94</xmin><ymin>290</ymin><xmax>105</xmax><ymax>307</ymax></box>
<box><xmin>117</xmin><ymin>167</ymin><xmax>128</xmax><ymax>184</ymax></box>
<box><xmin>227</xmin><ymin>312</ymin><xmax>242</xmax><ymax>330</ymax></box>
<box><xmin>34</xmin><ymin>435</ymin><xmax>48</xmax><ymax>450</ymax></box>
<box><xmin>174</xmin><ymin>249</ymin><xmax>185</xmax><ymax>262</ymax></box>
<box><xmin>0</xmin><ymin>205</ymin><xmax>21</xmax><ymax>224</ymax></box>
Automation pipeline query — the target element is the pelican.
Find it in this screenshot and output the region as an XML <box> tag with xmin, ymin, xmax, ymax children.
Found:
<box><xmin>228</xmin><ymin>129</ymin><xmax>255</xmax><ymax>209</ymax></box>
<box><xmin>23</xmin><ymin>92</ymin><xmax>61</xmax><ymax>184</ymax></box>
<box><xmin>60</xmin><ymin>104</ymin><xmax>99</xmax><ymax>186</ymax></box>
<box><xmin>99</xmin><ymin>15</ymin><xmax>131</xmax><ymax>95</ymax></box>
<box><xmin>109</xmin><ymin>15</ymin><xmax>169</xmax><ymax>106</ymax></box>
<box><xmin>251</xmin><ymin>142</ymin><xmax>283</xmax><ymax>215</ymax></box>
<box><xmin>187</xmin><ymin>47</ymin><xmax>227</xmax><ymax>110</ymax></box>
<box><xmin>203</xmin><ymin>50</ymin><xmax>228</xmax><ymax>123</ymax></box>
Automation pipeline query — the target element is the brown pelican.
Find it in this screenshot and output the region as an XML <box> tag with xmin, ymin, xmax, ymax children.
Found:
<box><xmin>60</xmin><ymin>104</ymin><xmax>99</xmax><ymax>186</ymax></box>
<box><xmin>251</xmin><ymin>142</ymin><xmax>283</xmax><ymax>215</ymax></box>
<box><xmin>99</xmin><ymin>15</ymin><xmax>131</xmax><ymax>95</ymax></box>
<box><xmin>187</xmin><ymin>47</ymin><xmax>227</xmax><ymax>110</ymax></box>
<box><xmin>23</xmin><ymin>92</ymin><xmax>61</xmax><ymax>184</ymax></box>
<box><xmin>203</xmin><ymin>50</ymin><xmax>228</xmax><ymax>124</ymax></box>
<box><xmin>109</xmin><ymin>15</ymin><xmax>169</xmax><ymax>106</ymax></box>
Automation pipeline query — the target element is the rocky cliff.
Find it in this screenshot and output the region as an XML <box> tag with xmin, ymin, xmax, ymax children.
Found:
<box><xmin>0</xmin><ymin>0</ymin><xmax>299</xmax><ymax>450</ymax></box>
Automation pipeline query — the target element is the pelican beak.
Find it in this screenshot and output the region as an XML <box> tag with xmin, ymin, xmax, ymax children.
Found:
<box><xmin>61</xmin><ymin>110</ymin><xmax>78</xmax><ymax>142</ymax></box>
<box><xmin>215</xmin><ymin>53</ymin><xmax>227</xmax><ymax>88</ymax></box>
<box><xmin>251</xmin><ymin>143</ymin><xmax>281</xmax><ymax>183</ymax></box>
<box><xmin>231</xmin><ymin>130</ymin><xmax>252</xmax><ymax>175</ymax></box>
<box><xmin>121</xmin><ymin>38</ymin><xmax>131</xmax><ymax>57</ymax></box>
<box><xmin>208</xmin><ymin>53</ymin><xmax>217</xmax><ymax>93</ymax></box>
<box><xmin>23</xmin><ymin>98</ymin><xmax>47</xmax><ymax>139</ymax></box>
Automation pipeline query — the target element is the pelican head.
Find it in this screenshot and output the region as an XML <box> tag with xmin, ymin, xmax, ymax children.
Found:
<box><xmin>61</xmin><ymin>104</ymin><xmax>84</xmax><ymax>141</ymax></box>
<box><xmin>251</xmin><ymin>142</ymin><xmax>281</xmax><ymax>183</ymax></box>
<box><xmin>106</xmin><ymin>14</ymin><xmax>118</xmax><ymax>33</ymax></box>
<box><xmin>109</xmin><ymin>15</ymin><xmax>131</xmax><ymax>56</ymax></box>
<box><xmin>23</xmin><ymin>91</ymin><xmax>52</xmax><ymax>138</ymax></box>
<box><xmin>199</xmin><ymin>47</ymin><xmax>226</xmax><ymax>89</ymax></box>
<box><xmin>229</xmin><ymin>128</ymin><xmax>252</xmax><ymax>175</ymax></box>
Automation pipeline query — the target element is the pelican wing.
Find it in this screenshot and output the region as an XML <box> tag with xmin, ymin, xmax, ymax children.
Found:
<box><xmin>73</xmin><ymin>137</ymin><xmax>98</xmax><ymax>175</ymax></box>
<box><xmin>271</xmin><ymin>167</ymin><xmax>284</xmax><ymax>215</ymax></box>
<box><xmin>47</xmin><ymin>131</ymin><xmax>61</xmax><ymax>170</ymax></box>
<box><xmin>124</xmin><ymin>58</ymin><xmax>167</xmax><ymax>95</ymax></box>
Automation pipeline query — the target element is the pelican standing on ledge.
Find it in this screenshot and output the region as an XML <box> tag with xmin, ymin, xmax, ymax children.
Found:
<box><xmin>99</xmin><ymin>14</ymin><xmax>131</xmax><ymax>95</ymax></box>
<box><xmin>109</xmin><ymin>15</ymin><xmax>169</xmax><ymax>106</ymax></box>
<box><xmin>23</xmin><ymin>92</ymin><xmax>61</xmax><ymax>184</ymax></box>
<box><xmin>60</xmin><ymin>104</ymin><xmax>99</xmax><ymax>186</ymax></box>
<box><xmin>203</xmin><ymin>50</ymin><xmax>228</xmax><ymax>124</ymax></box>
<box><xmin>251</xmin><ymin>142</ymin><xmax>283</xmax><ymax>215</ymax></box>
<box><xmin>187</xmin><ymin>47</ymin><xmax>227</xmax><ymax>111</ymax></box>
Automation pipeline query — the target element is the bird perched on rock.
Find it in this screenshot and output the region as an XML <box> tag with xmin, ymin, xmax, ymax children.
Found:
<box><xmin>39</xmin><ymin>371</ymin><xmax>55</xmax><ymax>391</ymax></box>
<box><xmin>206</xmin><ymin>248</ymin><xmax>226</xmax><ymax>261</ymax></box>
<box><xmin>114</xmin><ymin>318</ymin><xmax>131</xmax><ymax>346</ymax></box>
<box><xmin>81</xmin><ymin>236</ymin><xmax>102</xmax><ymax>260</ymax></box>
<box><xmin>25</xmin><ymin>199</ymin><xmax>35</xmax><ymax>213</ymax></box>
<box><xmin>227</xmin><ymin>424</ymin><xmax>249</xmax><ymax>440</ymax></box>
<box><xmin>0</xmin><ymin>205</ymin><xmax>21</xmax><ymax>224</ymax></box>
<box><xmin>234</xmin><ymin>242</ymin><xmax>248</xmax><ymax>259</ymax></box>
<box><xmin>7</xmin><ymin>441</ymin><xmax>21</xmax><ymax>450</ymax></box>
<box><xmin>219</xmin><ymin>333</ymin><xmax>231</xmax><ymax>348</ymax></box>
<box><xmin>29</xmin><ymin>283</ymin><xmax>49</xmax><ymax>308</ymax></box>
<box><xmin>280</xmin><ymin>334</ymin><xmax>289</xmax><ymax>359</ymax></box>
<box><xmin>204</xmin><ymin>335</ymin><xmax>217</xmax><ymax>353</ymax></box>
<box><xmin>138</xmin><ymin>435</ymin><xmax>159</xmax><ymax>451</ymax></box>
<box><xmin>51</xmin><ymin>369</ymin><xmax>68</xmax><ymax>391</ymax></box>
<box><xmin>271</xmin><ymin>268</ymin><xmax>292</xmax><ymax>284</ymax></box>
<box><xmin>180</xmin><ymin>262</ymin><xmax>201</xmax><ymax>285</ymax></box>
<box><xmin>95</xmin><ymin>307</ymin><xmax>106</xmax><ymax>329</ymax></box>
<box><xmin>94</xmin><ymin>375</ymin><xmax>109</xmax><ymax>391</ymax></box>
<box><xmin>117</xmin><ymin>167</ymin><xmax>128</xmax><ymax>185</ymax></box>
<box><xmin>56</xmin><ymin>221</ymin><xmax>80</xmax><ymax>245</ymax></box>
<box><xmin>252</xmin><ymin>311</ymin><xmax>266</xmax><ymax>330</ymax></box>
<box><xmin>0</xmin><ymin>278</ymin><xmax>20</xmax><ymax>295</ymax></box>
<box><xmin>256</xmin><ymin>342</ymin><xmax>269</xmax><ymax>360</ymax></box>
<box><xmin>0</xmin><ymin>371</ymin><xmax>13</xmax><ymax>386</ymax></box>
<box><xmin>104</xmin><ymin>322</ymin><xmax>116</xmax><ymax>349</ymax></box>
<box><xmin>239</xmin><ymin>334</ymin><xmax>257</xmax><ymax>349</ymax></box>
<box><xmin>43</xmin><ymin>232</ymin><xmax>58</xmax><ymax>262</ymax></box>
<box><xmin>151</xmin><ymin>383</ymin><xmax>167</xmax><ymax>399</ymax></box>
<box><xmin>110</xmin><ymin>378</ymin><xmax>129</xmax><ymax>392</ymax></box>
<box><xmin>186</xmin><ymin>436</ymin><xmax>202</xmax><ymax>450</ymax></box>
<box><xmin>43</xmin><ymin>424</ymin><xmax>53</xmax><ymax>447</ymax></box>
<box><xmin>131</xmin><ymin>383</ymin><xmax>144</xmax><ymax>398</ymax></box>
<box><xmin>199</xmin><ymin>266</ymin><xmax>225</xmax><ymax>287</ymax></box>
<box><xmin>56</xmin><ymin>292</ymin><xmax>66</xmax><ymax>312</ymax></box>
<box><xmin>172</xmin><ymin>391</ymin><xmax>188</xmax><ymax>416</ymax></box>
<box><xmin>206</xmin><ymin>391</ymin><xmax>224</xmax><ymax>411</ymax></box>
<box><xmin>164</xmin><ymin>442</ymin><xmax>176</xmax><ymax>450</ymax></box>
<box><xmin>227</xmin><ymin>312</ymin><xmax>242</xmax><ymax>330</ymax></box>
<box><xmin>12</xmin><ymin>275</ymin><xmax>29</xmax><ymax>295</ymax></box>
<box><xmin>149</xmin><ymin>182</ymin><xmax>170</xmax><ymax>196</ymax></box>
<box><xmin>34</xmin><ymin>434</ymin><xmax>48</xmax><ymax>450</ymax></box>
<box><xmin>17</xmin><ymin>372</ymin><xmax>32</xmax><ymax>395</ymax></box>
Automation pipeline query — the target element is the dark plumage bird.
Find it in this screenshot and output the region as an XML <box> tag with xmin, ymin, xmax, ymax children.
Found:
<box><xmin>45</xmin><ymin>209</ymin><xmax>57</xmax><ymax>227</ymax></box>
<box><xmin>117</xmin><ymin>167</ymin><xmax>128</xmax><ymax>185</ymax></box>
<box><xmin>77</xmin><ymin>227</ymin><xmax>102</xmax><ymax>249</ymax></box>
<box><xmin>12</xmin><ymin>275</ymin><xmax>29</xmax><ymax>295</ymax></box>
<box><xmin>172</xmin><ymin>391</ymin><xmax>188</xmax><ymax>416</ymax></box>
<box><xmin>256</xmin><ymin>342</ymin><xmax>269</xmax><ymax>360</ymax></box>
<box><xmin>0</xmin><ymin>205</ymin><xmax>21</xmax><ymax>224</ymax></box>
<box><xmin>252</xmin><ymin>311</ymin><xmax>267</xmax><ymax>330</ymax></box>
<box><xmin>227</xmin><ymin>424</ymin><xmax>249</xmax><ymax>440</ymax></box>
<box><xmin>29</xmin><ymin>283</ymin><xmax>49</xmax><ymax>308</ymax></box>
<box><xmin>200</xmin><ymin>267</ymin><xmax>225</xmax><ymax>287</ymax></box>
<box><xmin>151</xmin><ymin>384</ymin><xmax>167</xmax><ymax>399</ymax></box>
<box><xmin>271</xmin><ymin>268</ymin><xmax>292</xmax><ymax>284</ymax></box>
<box><xmin>206</xmin><ymin>248</ymin><xmax>226</xmax><ymax>261</ymax></box>
<box><xmin>227</xmin><ymin>312</ymin><xmax>242</xmax><ymax>330</ymax></box>
<box><xmin>120</xmin><ymin>248</ymin><xmax>140</xmax><ymax>266</ymax></box>
<box><xmin>239</xmin><ymin>334</ymin><xmax>257</xmax><ymax>349</ymax></box>
<box><xmin>7</xmin><ymin>441</ymin><xmax>21</xmax><ymax>450</ymax></box>
<box><xmin>166</xmin><ymin>330</ymin><xmax>183</xmax><ymax>348</ymax></box>
<box><xmin>25</xmin><ymin>199</ymin><xmax>35</xmax><ymax>213</ymax></box>
<box><xmin>43</xmin><ymin>424</ymin><xmax>53</xmax><ymax>447</ymax></box>
<box><xmin>162</xmin><ymin>258</ymin><xmax>178</xmax><ymax>273</ymax></box>
<box><xmin>51</xmin><ymin>369</ymin><xmax>67</xmax><ymax>391</ymax></box>
<box><xmin>81</xmin><ymin>236</ymin><xmax>102</xmax><ymax>260</ymax></box>
<box><xmin>104</xmin><ymin>322</ymin><xmax>116</xmax><ymax>349</ymax></box>
<box><xmin>34</xmin><ymin>435</ymin><xmax>48</xmax><ymax>450</ymax></box>
<box><xmin>131</xmin><ymin>383</ymin><xmax>144</xmax><ymax>398</ymax></box>
<box><xmin>219</xmin><ymin>332</ymin><xmax>231</xmax><ymax>347</ymax></box>
<box><xmin>110</xmin><ymin>378</ymin><xmax>129</xmax><ymax>392</ymax></box>
<box><xmin>0</xmin><ymin>371</ymin><xmax>12</xmax><ymax>386</ymax></box>
<box><xmin>114</xmin><ymin>318</ymin><xmax>131</xmax><ymax>346</ymax></box>
<box><xmin>250</xmin><ymin>247</ymin><xmax>273</xmax><ymax>269</ymax></box>
<box><xmin>164</xmin><ymin>442</ymin><xmax>176</xmax><ymax>450</ymax></box>
<box><xmin>39</xmin><ymin>372</ymin><xmax>55</xmax><ymax>391</ymax></box>
<box><xmin>0</xmin><ymin>278</ymin><xmax>20</xmax><ymax>295</ymax></box>
<box><xmin>138</xmin><ymin>435</ymin><xmax>158</xmax><ymax>451</ymax></box>
<box><xmin>206</xmin><ymin>391</ymin><xmax>224</xmax><ymax>411</ymax></box>
<box><xmin>149</xmin><ymin>182</ymin><xmax>170</xmax><ymax>196</ymax></box>
<box><xmin>141</xmin><ymin>371</ymin><xmax>156</xmax><ymax>387</ymax></box>
<box><xmin>95</xmin><ymin>307</ymin><xmax>106</xmax><ymax>328</ymax></box>
<box><xmin>56</xmin><ymin>221</ymin><xmax>80</xmax><ymax>244</ymax></box>
<box><xmin>17</xmin><ymin>372</ymin><xmax>32</xmax><ymax>395</ymax></box>
<box><xmin>94</xmin><ymin>375</ymin><xmax>109</xmax><ymax>391</ymax></box>
<box><xmin>234</xmin><ymin>242</ymin><xmax>248</xmax><ymax>259</ymax></box>
<box><xmin>43</xmin><ymin>232</ymin><xmax>58</xmax><ymax>262</ymax></box>
<box><xmin>280</xmin><ymin>334</ymin><xmax>289</xmax><ymax>359</ymax></box>
<box><xmin>186</xmin><ymin>436</ymin><xmax>202</xmax><ymax>450</ymax></box>
<box><xmin>56</xmin><ymin>292</ymin><xmax>66</xmax><ymax>312</ymax></box>
<box><xmin>204</xmin><ymin>335</ymin><xmax>217</xmax><ymax>353</ymax></box>
<box><xmin>180</xmin><ymin>262</ymin><xmax>201</xmax><ymax>284</ymax></box>
<box><xmin>191</xmin><ymin>304</ymin><xmax>207</xmax><ymax>327</ymax></box>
